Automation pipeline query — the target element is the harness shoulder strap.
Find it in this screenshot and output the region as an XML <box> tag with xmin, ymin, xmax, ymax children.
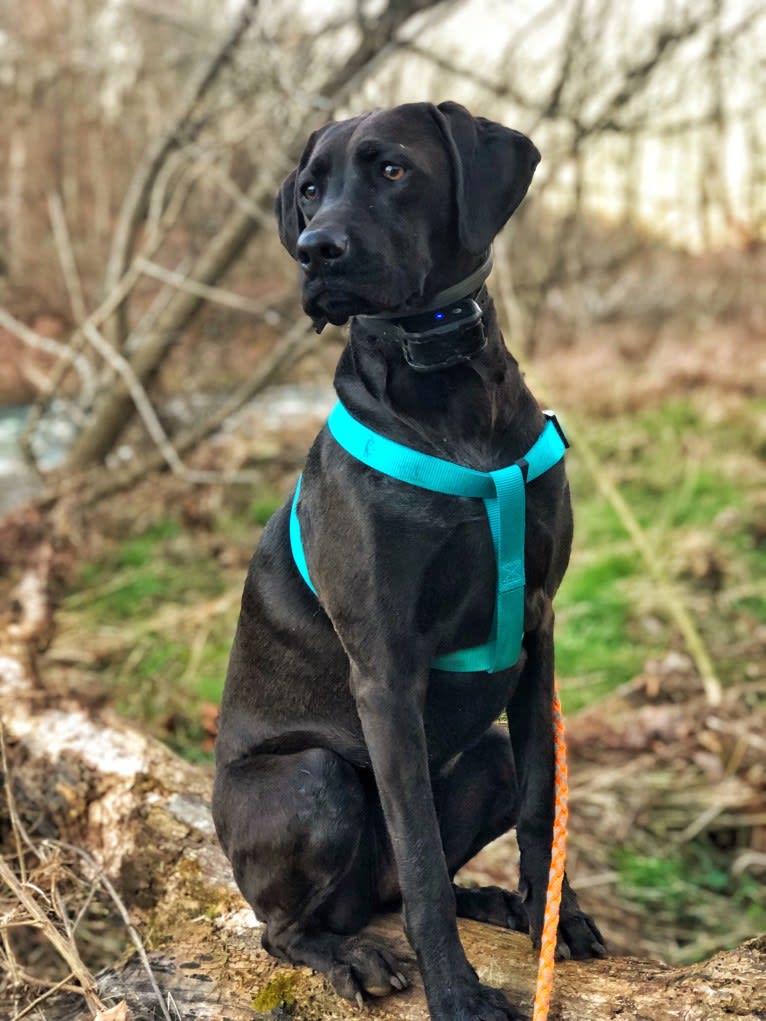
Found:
<box><xmin>289</xmin><ymin>402</ymin><xmax>568</xmax><ymax>673</ymax></box>
<box><xmin>327</xmin><ymin>402</ymin><xmax>494</xmax><ymax>498</ymax></box>
<box><xmin>289</xmin><ymin>476</ymin><xmax>316</xmax><ymax>595</ymax></box>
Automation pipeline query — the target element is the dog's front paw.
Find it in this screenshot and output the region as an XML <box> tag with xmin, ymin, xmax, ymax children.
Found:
<box><xmin>429</xmin><ymin>979</ymin><xmax>523</xmax><ymax>1021</ymax></box>
<box><xmin>556</xmin><ymin>907</ymin><xmax>606</xmax><ymax>961</ymax></box>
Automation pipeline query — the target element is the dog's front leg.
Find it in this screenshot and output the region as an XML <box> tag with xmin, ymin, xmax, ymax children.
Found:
<box><xmin>349</xmin><ymin>660</ymin><xmax>521</xmax><ymax>1021</ymax></box>
<box><xmin>509</xmin><ymin>608</ymin><xmax>606</xmax><ymax>961</ymax></box>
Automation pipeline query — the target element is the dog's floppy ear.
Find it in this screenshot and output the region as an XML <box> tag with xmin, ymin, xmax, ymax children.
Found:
<box><xmin>274</xmin><ymin>168</ymin><xmax>301</xmax><ymax>258</ymax></box>
<box><xmin>433</xmin><ymin>101</ymin><xmax>540</xmax><ymax>256</ymax></box>
<box><xmin>274</xmin><ymin>123</ymin><xmax>334</xmax><ymax>258</ymax></box>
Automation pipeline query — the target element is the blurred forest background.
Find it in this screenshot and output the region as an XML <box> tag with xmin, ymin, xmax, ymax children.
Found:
<box><xmin>0</xmin><ymin>0</ymin><xmax>765</xmax><ymax>1017</ymax></box>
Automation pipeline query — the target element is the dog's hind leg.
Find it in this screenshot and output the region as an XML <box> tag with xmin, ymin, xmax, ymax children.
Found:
<box><xmin>212</xmin><ymin>747</ymin><xmax>409</xmax><ymax>1002</ymax></box>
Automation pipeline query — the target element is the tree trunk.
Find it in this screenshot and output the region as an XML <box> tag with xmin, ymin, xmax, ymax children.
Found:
<box><xmin>63</xmin><ymin>187</ymin><xmax>267</xmax><ymax>470</ymax></box>
<box><xmin>1</xmin><ymin>550</ymin><xmax>765</xmax><ymax>1021</ymax></box>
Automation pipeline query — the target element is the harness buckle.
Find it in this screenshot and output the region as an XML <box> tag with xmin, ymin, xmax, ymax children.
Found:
<box><xmin>543</xmin><ymin>410</ymin><xmax>570</xmax><ymax>449</ymax></box>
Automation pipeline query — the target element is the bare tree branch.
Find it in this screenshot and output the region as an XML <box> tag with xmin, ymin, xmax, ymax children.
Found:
<box><xmin>102</xmin><ymin>0</ymin><xmax>262</xmax><ymax>350</ymax></box>
<box><xmin>0</xmin><ymin>308</ymin><xmax>95</xmax><ymax>404</ymax></box>
<box><xmin>135</xmin><ymin>257</ymin><xmax>284</xmax><ymax>325</ymax></box>
<box><xmin>42</xmin><ymin>315</ymin><xmax>317</xmax><ymax>507</ymax></box>
<box><xmin>47</xmin><ymin>193</ymin><xmax>87</xmax><ymax>324</ymax></box>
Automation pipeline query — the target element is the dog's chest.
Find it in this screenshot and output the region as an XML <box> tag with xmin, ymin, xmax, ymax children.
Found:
<box><xmin>422</xmin><ymin>662</ymin><xmax>521</xmax><ymax>764</ymax></box>
<box><xmin>297</xmin><ymin>402</ymin><xmax>564</xmax><ymax>680</ymax></box>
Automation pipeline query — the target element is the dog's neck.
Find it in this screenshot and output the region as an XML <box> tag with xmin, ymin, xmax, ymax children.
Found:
<box><xmin>335</xmin><ymin>287</ymin><xmax>540</xmax><ymax>470</ymax></box>
<box><xmin>353</xmin><ymin>252</ymin><xmax>493</xmax><ymax>372</ymax></box>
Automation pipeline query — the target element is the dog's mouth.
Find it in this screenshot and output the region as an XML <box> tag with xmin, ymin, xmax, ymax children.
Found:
<box><xmin>303</xmin><ymin>281</ymin><xmax>365</xmax><ymax>320</ymax></box>
<box><xmin>301</xmin><ymin>272</ymin><xmax>423</xmax><ymax>330</ymax></box>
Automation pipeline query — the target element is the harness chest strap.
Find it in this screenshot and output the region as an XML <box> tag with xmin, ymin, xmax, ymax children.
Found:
<box><xmin>290</xmin><ymin>401</ymin><xmax>568</xmax><ymax>673</ymax></box>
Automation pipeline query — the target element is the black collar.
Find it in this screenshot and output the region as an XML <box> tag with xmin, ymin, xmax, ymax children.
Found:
<box><xmin>355</xmin><ymin>252</ymin><xmax>493</xmax><ymax>372</ymax></box>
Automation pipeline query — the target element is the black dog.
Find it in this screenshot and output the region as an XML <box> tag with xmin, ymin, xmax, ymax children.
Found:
<box><xmin>213</xmin><ymin>101</ymin><xmax>604</xmax><ymax>1021</ymax></box>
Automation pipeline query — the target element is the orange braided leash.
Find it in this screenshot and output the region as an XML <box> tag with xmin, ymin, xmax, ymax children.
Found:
<box><xmin>532</xmin><ymin>688</ymin><xmax>569</xmax><ymax>1021</ymax></box>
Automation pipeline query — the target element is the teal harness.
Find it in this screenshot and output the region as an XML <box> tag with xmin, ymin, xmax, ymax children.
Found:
<box><xmin>290</xmin><ymin>401</ymin><xmax>568</xmax><ymax>674</ymax></box>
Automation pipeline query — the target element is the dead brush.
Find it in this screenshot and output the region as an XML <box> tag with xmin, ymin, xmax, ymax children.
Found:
<box><xmin>565</xmin><ymin>663</ymin><xmax>766</xmax><ymax>962</ymax></box>
<box><xmin>0</xmin><ymin>730</ymin><xmax>173</xmax><ymax>1021</ymax></box>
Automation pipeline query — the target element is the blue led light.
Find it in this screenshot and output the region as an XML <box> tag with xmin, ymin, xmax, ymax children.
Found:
<box><xmin>434</xmin><ymin>312</ymin><xmax>445</xmax><ymax>320</ymax></box>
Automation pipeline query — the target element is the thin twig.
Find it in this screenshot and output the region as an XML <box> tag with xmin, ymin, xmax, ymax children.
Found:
<box><xmin>80</xmin><ymin>321</ymin><xmax>188</xmax><ymax>476</ymax></box>
<box><xmin>9</xmin><ymin>971</ymin><xmax>81</xmax><ymax>1021</ymax></box>
<box><xmin>146</xmin><ymin>147</ymin><xmax>190</xmax><ymax>245</ymax></box>
<box><xmin>39</xmin><ymin>316</ymin><xmax>316</xmax><ymax>507</ymax></box>
<box><xmin>23</xmin><ymin>148</ymin><xmax>206</xmax><ymax>450</ymax></box>
<box><xmin>80</xmin><ymin>320</ymin><xmax>262</xmax><ymax>485</ymax></box>
<box><xmin>47</xmin><ymin>192</ymin><xmax>88</xmax><ymax>324</ymax></box>
<box><xmin>17</xmin><ymin>248</ymin><xmax>156</xmax><ymax>464</ymax></box>
<box><xmin>0</xmin><ymin>307</ymin><xmax>95</xmax><ymax>400</ymax></box>
<box><xmin>102</xmin><ymin>0</ymin><xmax>262</xmax><ymax>349</ymax></box>
<box><xmin>206</xmin><ymin>160</ymin><xmax>274</xmax><ymax>229</ymax></box>
<box><xmin>135</xmin><ymin>256</ymin><xmax>284</xmax><ymax>324</ymax></box>
<box><xmin>0</xmin><ymin>725</ymin><xmax>38</xmax><ymax>882</ymax></box>
<box><xmin>145</xmin><ymin>146</ymin><xmax>217</xmax><ymax>252</ymax></box>
<box><xmin>1</xmin><ymin>924</ymin><xmax>21</xmax><ymax>989</ymax></box>
<box><xmin>491</xmin><ymin>235</ymin><xmax>530</xmax><ymax>357</ymax></box>
<box><xmin>0</xmin><ymin>858</ymin><xmax>105</xmax><ymax>1016</ymax></box>
<box><xmin>1</xmin><ymin>745</ymin><xmax>167</xmax><ymax>1019</ymax></box>
<box><xmin>53</xmin><ymin>841</ymin><xmax>174</xmax><ymax>1021</ymax></box>
<box><xmin>123</xmin><ymin>257</ymin><xmax>193</xmax><ymax>358</ymax></box>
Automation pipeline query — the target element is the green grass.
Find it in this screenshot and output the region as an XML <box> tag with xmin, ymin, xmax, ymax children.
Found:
<box><xmin>556</xmin><ymin>550</ymin><xmax>653</xmax><ymax>712</ymax></box>
<box><xmin>612</xmin><ymin>841</ymin><xmax>766</xmax><ymax>959</ymax></box>
<box><xmin>116</xmin><ymin>519</ymin><xmax>182</xmax><ymax>565</ymax></box>
<box><xmin>248</xmin><ymin>490</ymin><xmax>283</xmax><ymax>526</ymax></box>
<box><xmin>73</xmin><ymin>520</ymin><xmax>226</xmax><ymax>619</ymax></box>
<box><xmin>555</xmin><ymin>395</ymin><xmax>764</xmax><ymax>711</ymax></box>
<box><xmin>64</xmin><ymin>516</ymin><xmax>242</xmax><ymax>761</ymax></box>
<box><xmin>614</xmin><ymin>845</ymin><xmax>727</xmax><ymax>913</ymax></box>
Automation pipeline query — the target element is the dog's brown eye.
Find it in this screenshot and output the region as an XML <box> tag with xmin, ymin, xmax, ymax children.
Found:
<box><xmin>301</xmin><ymin>182</ymin><xmax>318</xmax><ymax>201</ymax></box>
<box><xmin>382</xmin><ymin>163</ymin><xmax>405</xmax><ymax>181</ymax></box>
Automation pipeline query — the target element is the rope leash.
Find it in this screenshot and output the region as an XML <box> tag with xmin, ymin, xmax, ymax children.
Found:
<box><xmin>532</xmin><ymin>688</ymin><xmax>569</xmax><ymax>1021</ymax></box>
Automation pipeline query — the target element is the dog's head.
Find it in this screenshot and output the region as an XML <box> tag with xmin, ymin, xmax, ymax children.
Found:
<box><xmin>275</xmin><ymin>101</ymin><xmax>540</xmax><ymax>332</ymax></box>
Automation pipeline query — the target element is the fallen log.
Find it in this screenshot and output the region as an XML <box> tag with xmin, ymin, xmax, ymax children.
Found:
<box><xmin>1</xmin><ymin>555</ymin><xmax>765</xmax><ymax>1021</ymax></box>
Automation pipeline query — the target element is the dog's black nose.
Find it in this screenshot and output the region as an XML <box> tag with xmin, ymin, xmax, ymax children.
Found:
<box><xmin>297</xmin><ymin>228</ymin><xmax>349</xmax><ymax>269</ymax></box>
